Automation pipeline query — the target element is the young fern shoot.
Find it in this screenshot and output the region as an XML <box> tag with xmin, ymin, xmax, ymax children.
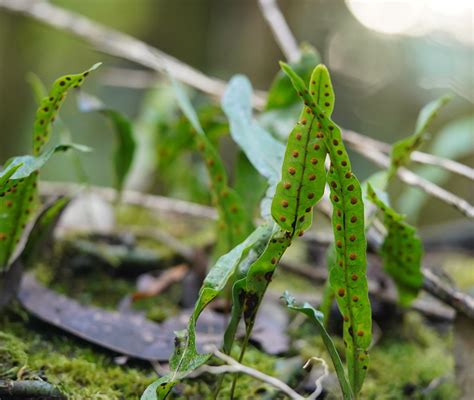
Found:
<box><xmin>281</xmin><ymin>62</ymin><xmax>371</xmax><ymax>397</ymax></box>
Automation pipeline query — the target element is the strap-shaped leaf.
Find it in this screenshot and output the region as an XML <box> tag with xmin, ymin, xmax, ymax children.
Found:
<box><xmin>223</xmin><ymin>227</ymin><xmax>292</xmax><ymax>397</ymax></box>
<box><xmin>0</xmin><ymin>144</ymin><xmax>90</xmax><ymax>269</ymax></box>
<box><xmin>141</xmin><ymin>225</ymin><xmax>270</xmax><ymax>400</ymax></box>
<box><xmin>0</xmin><ymin>197</ymin><xmax>70</xmax><ymax>309</ymax></box>
<box><xmin>367</xmin><ymin>184</ymin><xmax>423</xmax><ymax>306</ymax></box>
<box><xmin>21</xmin><ymin>197</ymin><xmax>70</xmax><ymax>268</ymax></box>
<box><xmin>243</xmin><ymin>228</ymin><xmax>291</xmax><ymax>324</ymax></box>
<box><xmin>78</xmin><ymin>92</ymin><xmax>136</xmax><ymax>193</ymax></box>
<box><xmin>271</xmin><ymin>65</ymin><xmax>333</xmax><ymax>236</ymax></box>
<box><xmin>0</xmin><ymin>174</ymin><xmax>37</xmax><ymax>269</ymax></box>
<box><xmin>389</xmin><ymin>94</ymin><xmax>451</xmax><ymax>178</ymax></box>
<box><xmin>283</xmin><ymin>292</ymin><xmax>354</xmax><ymax>400</ymax></box>
<box><xmin>171</xmin><ymin>79</ymin><xmax>251</xmax><ymax>251</ymax></box>
<box><xmin>281</xmin><ymin>62</ymin><xmax>371</xmax><ymax>396</ymax></box>
<box><xmin>222</xmin><ymin>75</ymin><xmax>285</xmax><ymax>219</ymax></box>
<box><xmin>222</xmin><ymin>224</ymin><xmax>273</xmax><ymax>354</ymax></box>
<box><xmin>33</xmin><ymin>63</ymin><xmax>101</xmax><ymax>155</ymax></box>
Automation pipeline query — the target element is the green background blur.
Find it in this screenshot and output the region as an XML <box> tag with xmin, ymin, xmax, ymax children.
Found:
<box><xmin>0</xmin><ymin>0</ymin><xmax>472</xmax><ymax>225</ymax></box>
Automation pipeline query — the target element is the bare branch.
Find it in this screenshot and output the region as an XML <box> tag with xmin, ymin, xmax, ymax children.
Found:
<box><xmin>344</xmin><ymin>130</ymin><xmax>474</xmax><ymax>181</ymax></box>
<box><xmin>39</xmin><ymin>181</ymin><xmax>217</xmax><ymax>220</ymax></box>
<box><xmin>423</xmin><ymin>268</ymin><xmax>474</xmax><ymax>320</ymax></box>
<box><xmin>205</xmin><ymin>346</ymin><xmax>307</xmax><ymax>400</ymax></box>
<box><xmin>258</xmin><ymin>0</ymin><xmax>301</xmax><ymax>62</ymax></box>
<box><xmin>1</xmin><ymin>0</ymin><xmax>471</xmax><ymax>185</ymax></box>
<box><xmin>410</xmin><ymin>151</ymin><xmax>474</xmax><ymax>181</ymax></box>
<box><xmin>304</xmin><ymin>357</ymin><xmax>329</xmax><ymax>400</ymax></box>
<box><xmin>345</xmin><ymin>133</ymin><xmax>474</xmax><ymax>219</ymax></box>
<box><xmin>0</xmin><ymin>0</ymin><xmax>266</xmax><ymax>108</ymax></box>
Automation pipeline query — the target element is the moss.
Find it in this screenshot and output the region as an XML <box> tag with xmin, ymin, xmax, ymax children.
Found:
<box><xmin>288</xmin><ymin>310</ymin><xmax>456</xmax><ymax>399</ymax></box>
<box><xmin>2</xmin><ymin>225</ymin><xmax>464</xmax><ymax>399</ymax></box>
<box><xmin>0</xmin><ymin>308</ymin><xmax>155</xmax><ymax>399</ymax></box>
<box><xmin>175</xmin><ymin>344</ymin><xmax>282</xmax><ymax>400</ymax></box>
<box><xmin>0</xmin><ymin>331</ymin><xmax>28</xmax><ymax>379</ymax></box>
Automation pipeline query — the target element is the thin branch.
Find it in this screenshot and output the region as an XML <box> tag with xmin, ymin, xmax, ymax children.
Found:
<box><xmin>410</xmin><ymin>151</ymin><xmax>474</xmax><ymax>180</ymax></box>
<box><xmin>1</xmin><ymin>0</ymin><xmax>471</xmax><ymax>185</ymax></box>
<box><xmin>4</xmin><ymin>0</ymin><xmax>473</xmax><ymax>317</ymax></box>
<box><xmin>346</xmin><ymin>135</ymin><xmax>474</xmax><ymax>219</ymax></box>
<box><xmin>39</xmin><ymin>181</ymin><xmax>217</xmax><ymax>220</ymax></box>
<box><xmin>422</xmin><ymin>268</ymin><xmax>474</xmax><ymax>320</ymax></box>
<box><xmin>304</xmin><ymin>357</ymin><xmax>329</xmax><ymax>400</ymax></box>
<box><xmin>0</xmin><ymin>0</ymin><xmax>266</xmax><ymax>108</ymax></box>
<box><xmin>258</xmin><ymin>0</ymin><xmax>301</xmax><ymax>62</ymax></box>
<box><xmin>101</xmin><ymin>67</ymin><xmax>160</xmax><ymax>89</ymax></box>
<box><xmin>201</xmin><ymin>346</ymin><xmax>315</xmax><ymax>400</ymax></box>
<box><xmin>255</xmin><ymin>2</ymin><xmax>473</xmax><ymax>183</ymax></box>
<box><xmin>344</xmin><ymin>130</ymin><xmax>474</xmax><ymax>181</ymax></box>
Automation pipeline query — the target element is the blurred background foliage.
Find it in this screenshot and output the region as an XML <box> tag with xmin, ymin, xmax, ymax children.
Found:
<box><xmin>0</xmin><ymin>0</ymin><xmax>472</xmax><ymax>226</ymax></box>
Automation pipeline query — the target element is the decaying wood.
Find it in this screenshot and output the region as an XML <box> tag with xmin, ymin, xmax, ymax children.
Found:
<box><xmin>0</xmin><ymin>379</ymin><xmax>65</xmax><ymax>399</ymax></box>
<box><xmin>423</xmin><ymin>268</ymin><xmax>474</xmax><ymax>320</ymax></box>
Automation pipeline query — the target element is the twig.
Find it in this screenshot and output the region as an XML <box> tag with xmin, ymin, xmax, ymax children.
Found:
<box><xmin>199</xmin><ymin>346</ymin><xmax>311</xmax><ymax>400</ymax></box>
<box><xmin>0</xmin><ymin>0</ymin><xmax>266</xmax><ymax>108</ymax></box>
<box><xmin>279</xmin><ymin>259</ymin><xmax>455</xmax><ymax>321</ymax></box>
<box><xmin>258</xmin><ymin>0</ymin><xmax>301</xmax><ymax>62</ymax></box>
<box><xmin>343</xmin><ymin>130</ymin><xmax>474</xmax><ymax>181</ymax></box>
<box><xmin>422</xmin><ymin>268</ymin><xmax>474</xmax><ymax>319</ymax></box>
<box><xmin>39</xmin><ymin>181</ymin><xmax>217</xmax><ymax>220</ymax></box>
<box><xmin>255</xmin><ymin>2</ymin><xmax>473</xmax><ymax>183</ymax></box>
<box><xmin>410</xmin><ymin>151</ymin><xmax>473</xmax><ymax>181</ymax></box>
<box><xmin>101</xmin><ymin>66</ymin><xmax>160</xmax><ymax>89</ymax></box>
<box><xmin>304</xmin><ymin>357</ymin><xmax>329</xmax><ymax>400</ymax></box>
<box><xmin>1</xmin><ymin>0</ymin><xmax>471</xmax><ymax>185</ymax></box>
<box><xmin>6</xmin><ymin>0</ymin><xmax>471</xmax><ymax>318</ymax></box>
<box><xmin>346</xmin><ymin>136</ymin><xmax>474</xmax><ymax>218</ymax></box>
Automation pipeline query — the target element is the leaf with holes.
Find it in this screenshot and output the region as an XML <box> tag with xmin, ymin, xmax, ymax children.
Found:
<box><xmin>367</xmin><ymin>184</ymin><xmax>423</xmax><ymax>306</ymax></box>
<box><xmin>281</xmin><ymin>62</ymin><xmax>371</xmax><ymax>397</ymax></box>
<box><xmin>33</xmin><ymin>63</ymin><xmax>101</xmax><ymax>156</ymax></box>
<box><xmin>171</xmin><ymin>78</ymin><xmax>252</xmax><ymax>252</ymax></box>
<box><xmin>389</xmin><ymin>94</ymin><xmax>451</xmax><ymax>178</ymax></box>
<box><xmin>0</xmin><ymin>144</ymin><xmax>90</xmax><ymax>269</ymax></box>
<box><xmin>271</xmin><ymin>64</ymin><xmax>333</xmax><ymax>237</ymax></box>
<box><xmin>78</xmin><ymin>92</ymin><xmax>136</xmax><ymax>193</ymax></box>
<box><xmin>283</xmin><ymin>292</ymin><xmax>354</xmax><ymax>400</ymax></box>
<box><xmin>141</xmin><ymin>225</ymin><xmax>270</xmax><ymax>400</ymax></box>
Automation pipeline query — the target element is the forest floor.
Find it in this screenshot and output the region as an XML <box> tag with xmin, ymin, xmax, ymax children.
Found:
<box><xmin>1</xmin><ymin>206</ymin><xmax>471</xmax><ymax>399</ymax></box>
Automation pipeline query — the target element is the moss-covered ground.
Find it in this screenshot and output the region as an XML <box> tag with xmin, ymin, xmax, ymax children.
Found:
<box><xmin>0</xmin><ymin>236</ymin><xmax>467</xmax><ymax>399</ymax></box>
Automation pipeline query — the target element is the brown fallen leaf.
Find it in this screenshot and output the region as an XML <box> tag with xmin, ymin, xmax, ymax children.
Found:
<box><xmin>18</xmin><ymin>274</ymin><xmax>221</xmax><ymax>361</ymax></box>
<box><xmin>18</xmin><ymin>274</ymin><xmax>290</xmax><ymax>360</ymax></box>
